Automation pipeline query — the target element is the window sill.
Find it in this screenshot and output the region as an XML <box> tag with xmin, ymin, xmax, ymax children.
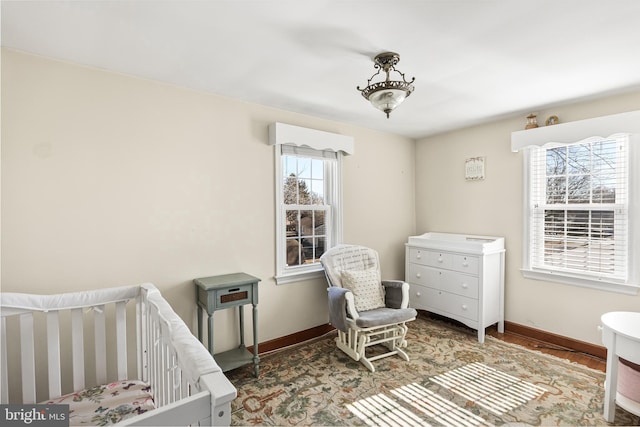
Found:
<box><xmin>275</xmin><ymin>268</ymin><xmax>326</xmax><ymax>285</ymax></box>
<box><xmin>521</xmin><ymin>269</ymin><xmax>639</xmax><ymax>295</ymax></box>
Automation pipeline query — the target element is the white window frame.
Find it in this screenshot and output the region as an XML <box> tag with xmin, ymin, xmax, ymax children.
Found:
<box><xmin>512</xmin><ymin>111</ymin><xmax>640</xmax><ymax>295</ymax></box>
<box><xmin>270</xmin><ymin>123</ymin><xmax>354</xmax><ymax>284</ymax></box>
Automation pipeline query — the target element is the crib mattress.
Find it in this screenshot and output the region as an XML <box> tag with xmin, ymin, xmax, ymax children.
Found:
<box><xmin>43</xmin><ymin>380</ymin><xmax>155</xmax><ymax>426</ymax></box>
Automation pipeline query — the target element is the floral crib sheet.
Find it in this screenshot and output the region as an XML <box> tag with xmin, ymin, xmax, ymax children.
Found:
<box><xmin>43</xmin><ymin>380</ymin><xmax>155</xmax><ymax>426</ymax></box>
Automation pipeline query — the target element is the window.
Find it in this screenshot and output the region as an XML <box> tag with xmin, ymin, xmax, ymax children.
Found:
<box><xmin>270</xmin><ymin>123</ymin><xmax>353</xmax><ymax>284</ymax></box>
<box><xmin>281</xmin><ymin>145</ymin><xmax>334</xmax><ymax>271</ymax></box>
<box><xmin>528</xmin><ymin>136</ymin><xmax>628</xmax><ymax>284</ymax></box>
<box><xmin>512</xmin><ymin>110</ymin><xmax>640</xmax><ymax>294</ymax></box>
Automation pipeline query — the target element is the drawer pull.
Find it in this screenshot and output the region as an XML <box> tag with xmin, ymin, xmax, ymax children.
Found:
<box><xmin>461</xmin><ymin>283</ymin><xmax>468</xmax><ymax>289</ymax></box>
<box><xmin>462</xmin><ymin>262</ymin><xmax>469</xmax><ymax>267</ymax></box>
<box><xmin>438</xmin><ymin>257</ymin><xmax>444</xmax><ymax>263</ymax></box>
<box><xmin>461</xmin><ymin>304</ymin><xmax>468</xmax><ymax>311</ymax></box>
<box><xmin>228</xmin><ymin>288</ymin><xmax>241</xmax><ymax>293</ymax></box>
<box><xmin>416</xmin><ymin>292</ymin><xmax>421</xmax><ymax>297</ymax></box>
<box><xmin>416</xmin><ymin>253</ymin><xmax>422</xmax><ymax>259</ymax></box>
<box><xmin>416</xmin><ymin>273</ymin><xmax>421</xmax><ymax>278</ymax></box>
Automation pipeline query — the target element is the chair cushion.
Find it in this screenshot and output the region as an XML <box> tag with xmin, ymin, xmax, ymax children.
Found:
<box><xmin>341</xmin><ymin>269</ymin><xmax>385</xmax><ymax>312</ymax></box>
<box><xmin>355</xmin><ymin>307</ymin><xmax>418</xmax><ymax>328</ymax></box>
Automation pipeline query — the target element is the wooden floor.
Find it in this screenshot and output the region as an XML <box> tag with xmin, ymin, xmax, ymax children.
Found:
<box><xmin>486</xmin><ymin>325</ymin><xmax>606</xmax><ymax>372</ymax></box>
<box><xmin>419</xmin><ymin>312</ymin><xmax>607</xmax><ymax>373</ymax></box>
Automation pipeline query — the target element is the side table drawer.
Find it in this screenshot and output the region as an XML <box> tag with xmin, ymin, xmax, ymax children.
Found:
<box><xmin>198</xmin><ymin>283</ymin><xmax>254</xmax><ymax>312</ymax></box>
<box><xmin>216</xmin><ymin>284</ymin><xmax>253</xmax><ymax>309</ymax></box>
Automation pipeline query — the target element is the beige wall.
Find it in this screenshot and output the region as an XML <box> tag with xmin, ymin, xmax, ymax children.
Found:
<box><xmin>4</xmin><ymin>47</ymin><xmax>638</xmax><ymax>351</ymax></box>
<box><xmin>415</xmin><ymin>90</ymin><xmax>640</xmax><ymax>346</ymax></box>
<box><xmin>1</xmin><ymin>49</ymin><xmax>416</xmax><ymax>351</ymax></box>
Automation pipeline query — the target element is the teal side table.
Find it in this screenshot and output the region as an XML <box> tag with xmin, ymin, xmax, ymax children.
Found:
<box><xmin>194</xmin><ymin>272</ymin><xmax>260</xmax><ymax>377</ymax></box>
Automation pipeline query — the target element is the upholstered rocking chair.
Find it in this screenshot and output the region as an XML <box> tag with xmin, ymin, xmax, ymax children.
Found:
<box><xmin>320</xmin><ymin>244</ymin><xmax>417</xmax><ymax>372</ymax></box>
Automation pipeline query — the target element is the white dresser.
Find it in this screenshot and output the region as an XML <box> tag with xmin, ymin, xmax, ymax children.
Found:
<box><xmin>405</xmin><ymin>232</ymin><xmax>505</xmax><ymax>343</ymax></box>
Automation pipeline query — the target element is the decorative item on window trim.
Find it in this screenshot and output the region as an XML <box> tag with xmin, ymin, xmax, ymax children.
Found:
<box><xmin>525</xmin><ymin>113</ymin><xmax>538</xmax><ymax>129</ymax></box>
<box><xmin>545</xmin><ymin>115</ymin><xmax>559</xmax><ymax>126</ymax></box>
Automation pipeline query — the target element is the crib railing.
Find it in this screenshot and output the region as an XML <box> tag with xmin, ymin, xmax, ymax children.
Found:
<box><xmin>1</xmin><ymin>283</ymin><xmax>236</xmax><ymax>426</ymax></box>
<box><xmin>1</xmin><ymin>285</ymin><xmax>142</xmax><ymax>404</ymax></box>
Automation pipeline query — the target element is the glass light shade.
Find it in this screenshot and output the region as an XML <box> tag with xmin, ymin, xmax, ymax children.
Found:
<box><xmin>369</xmin><ymin>89</ymin><xmax>407</xmax><ymax>116</ymax></box>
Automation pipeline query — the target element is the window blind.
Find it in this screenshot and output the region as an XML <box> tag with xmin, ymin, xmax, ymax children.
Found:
<box><xmin>281</xmin><ymin>144</ymin><xmax>338</xmax><ymax>160</ymax></box>
<box><xmin>528</xmin><ymin>135</ymin><xmax>629</xmax><ymax>282</ymax></box>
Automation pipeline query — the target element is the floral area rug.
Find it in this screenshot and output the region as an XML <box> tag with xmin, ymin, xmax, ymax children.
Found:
<box><xmin>226</xmin><ymin>316</ymin><xmax>640</xmax><ymax>426</ymax></box>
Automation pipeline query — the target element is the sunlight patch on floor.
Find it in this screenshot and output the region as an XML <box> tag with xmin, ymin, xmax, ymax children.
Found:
<box><xmin>346</xmin><ymin>382</ymin><xmax>492</xmax><ymax>426</ymax></box>
<box><xmin>346</xmin><ymin>392</ymin><xmax>430</xmax><ymax>426</ymax></box>
<box><xmin>392</xmin><ymin>382</ymin><xmax>492</xmax><ymax>426</ymax></box>
<box><xmin>430</xmin><ymin>362</ymin><xmax>547</xmax><ymax>416</ymax></box>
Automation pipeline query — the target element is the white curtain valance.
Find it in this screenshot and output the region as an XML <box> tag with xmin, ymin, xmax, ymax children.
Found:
<box><xmin>511</xmin><ymin>110</ymin><xmax>640</xmax><ymax>152</ymax></box>
<box><xmin>268</xmin><ymin>122</ymin><xmax>355</xmax><ymax>155</ymax></box>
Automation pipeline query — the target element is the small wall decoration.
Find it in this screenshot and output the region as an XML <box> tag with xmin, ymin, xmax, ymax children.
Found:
<box><xmin>465</xmin><ymin>157</ymin><xmax>485</xmax><ymax>181</ymax></box>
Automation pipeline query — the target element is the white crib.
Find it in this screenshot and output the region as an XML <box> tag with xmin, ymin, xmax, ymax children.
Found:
<box><xmin>0</xmin><ymin>283</ymin><xmax>236</xmax><ymax>426</ymax></box>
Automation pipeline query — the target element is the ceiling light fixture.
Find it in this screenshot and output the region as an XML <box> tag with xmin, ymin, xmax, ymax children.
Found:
<box><xmin>357</xmin><ymin>52</ymin><xmax>415</xmax><ymax>118</ymax></box>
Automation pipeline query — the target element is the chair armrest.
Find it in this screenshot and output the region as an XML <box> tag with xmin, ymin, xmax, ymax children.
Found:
<box><xmin>327</xmin><ymin>287</ymin><xmax>358</xmax><ymax>332</ymax></box>
<box><xmin>382</xmin><ymin>280</ymin><xmax>410</xmax><ymax>309</ymax></box>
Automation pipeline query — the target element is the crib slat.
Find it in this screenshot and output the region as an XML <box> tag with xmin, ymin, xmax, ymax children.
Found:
<box><xmin>152</xmin><ymin>313</ymin><xmax>161</xmax><ymax>406</ymax></box>
<box><xmin>71</xmin><ymin>308</ymin><xmax>85</xmax><ymax>391</ymax></box>
<box><xmin>46</xmin><ymin>311</ymin><xmax>62</xmax><ymax>399</ymax></box>
<box><xmin>136</xmin><ymin>296</ymin><xmax>144</xmax><ymax>382</ymax></box>
<box><xmin>1</xmin><ymin>317</ymin><xmax>8</xmax><ymax>404</ymax></box>
<box><xmin>94</xmin><ymin>304</ymin><xmax>107</xmax><ymax>385</ymax></box>
<box><xmin>116</xmin><ymin>301</ymin><xmax>127</xmax><ymax>380</ymax></box>
<box><xmin>20</xmin><ymin>313</ymin><xmax>37</xmax><ymax>404</ymax></box>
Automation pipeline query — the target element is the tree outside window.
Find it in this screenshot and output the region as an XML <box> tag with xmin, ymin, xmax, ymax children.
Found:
<box><xmin>282</xmin><ymin>155</ymin><xmax>329</xmax><ymax>269</ymax></box>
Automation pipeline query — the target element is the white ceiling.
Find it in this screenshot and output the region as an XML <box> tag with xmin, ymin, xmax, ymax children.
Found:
<box><xmin>3</xmin><ymin>0</ymin><xmax>640</xmax><ymax>139</ymax></box>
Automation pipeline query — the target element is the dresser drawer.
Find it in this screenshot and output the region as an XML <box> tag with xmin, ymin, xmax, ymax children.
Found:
<box><xmin>441</xmin><ymin>271</ymin><xmax>478</xmax><ymax>298</ymax></box>
<box><xmin>423</xmin><ymin>288</ymin><xmax>479</xmax><ymax>322</ymax></box>
<box><xmin>407</xmin><ymin>263</ymin><xmax>439</xmax><ymax>287</ymax></box>
<box><xmin>410</xmin><ymin>283</ymin><xmax>430</xmax><ymax>311</ymax></box>
<box><xmin>452</xmin><ymin>254</ymin><xmax>479</xmax><ymax>275</ymax></box>
<box><xmin>408</xmin><ymin>264</ymin><xmax>478</xmax><ymax>298</ymax></box>
<box><xmin>408</xmin><ymin>248</ymin><xmax>452</xmax><ymax>269</ymax></box>
<box><xmin>408</xmin><ymin>248</ymin><xmax>429</xmax><ymax>266</ymax></box>
<box><xmin>409</xmin><ymin>248</ymin><xmax>479</xmax><ymax>275</ymax></box>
